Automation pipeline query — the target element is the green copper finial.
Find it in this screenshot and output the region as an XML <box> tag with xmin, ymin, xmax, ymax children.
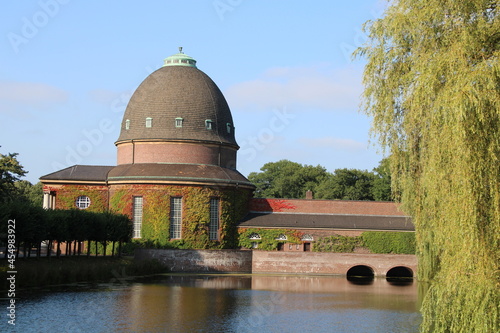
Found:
<box><xmin>163</xmin><ymin>47</ymin><xmax>197</xmax><ymax>68</ymax></box>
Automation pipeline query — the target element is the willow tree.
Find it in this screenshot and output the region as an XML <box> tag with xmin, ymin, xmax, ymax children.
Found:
<box><xmin>356</xmin><ymin>0</ymin><xmax>499</xmax><ymax>331</ymax></box>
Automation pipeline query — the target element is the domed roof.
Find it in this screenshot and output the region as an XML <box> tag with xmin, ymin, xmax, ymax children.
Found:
<box><xmin>116</xmin><ymin>50</ymin><xmax>237</xmax><ymax>147</ymax></box>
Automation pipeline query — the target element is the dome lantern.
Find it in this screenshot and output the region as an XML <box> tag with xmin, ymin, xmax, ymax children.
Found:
<box><xmin>163</xmin><ymin>47</ymin><xmax>197</xmax><ymax>68</ymax></box>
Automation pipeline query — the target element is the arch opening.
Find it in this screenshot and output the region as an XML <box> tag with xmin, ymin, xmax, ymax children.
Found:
<box><xmin>346</xmin><ymin>265</ymin><xmax>374</xmax><ymax>284</ymax></box>
<box><xmin>386</xmin><ymin>266</ymin><xmax>414</xmax><ymax>285</ymax></box>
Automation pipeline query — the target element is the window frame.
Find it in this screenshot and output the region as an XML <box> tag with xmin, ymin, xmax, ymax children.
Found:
<box><xmin>132</xmin><ymin>196</ymin><xmax>143</xmax><ymax>238</ymax></box>
<box><xmin>209</xmin><ymin>198</ymin><xmax>220</xmax><ymax>241</ymax></box>
<box><xmin>75</xmin><ymin>195</ymin><xmax>91</xmax><ymax>209</ymax></box>
<box><xmin>169</xmin><ymin>197</ymin><xmax>182</xmax><ymax>239</ymax></box>
<box><xmin>175</xmin><ymin>117</ymin><xmax>183</xmax><ymax>128</ymax></box>
<box><xmin>205</xmin><ymin>119</ymin><xmax>213</xmax><ymax>130</ymax></box>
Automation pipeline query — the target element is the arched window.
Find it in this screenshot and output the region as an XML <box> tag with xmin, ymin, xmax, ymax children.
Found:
<box><xmin>301</xmin><ymin>234</ymin><xmax>314</xmax><ymax>241</ymax></box>
<box><xmin>249</xmin><ymin>233</ymin><xmax>261</xmax><ymax>240</ymax></box>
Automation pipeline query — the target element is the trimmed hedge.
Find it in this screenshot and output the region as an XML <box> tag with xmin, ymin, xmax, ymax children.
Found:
<box><xmin>0</xmin><ymin>201</ymin><xmax>133</xmax><ymax>257</ymax></box>
<box><xmin>312</xmin><ymin>235</ymin><xmax>363</xmax><ymax>253</ymax></box>
<box><xmin>362</xmin><ymin>231</ymin><xmax>415</xmax><ymax>254</ymax></box>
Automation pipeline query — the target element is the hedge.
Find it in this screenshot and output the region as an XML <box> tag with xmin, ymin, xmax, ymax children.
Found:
<box><xmin>0</xmin><ymin>201</ymin><xmax>132</xmax><ymax>258</ymax></box>
<box><xmin>362</xmin><ymin>231</ymin><xmax>415</xmax><ymax>254</ymax></box>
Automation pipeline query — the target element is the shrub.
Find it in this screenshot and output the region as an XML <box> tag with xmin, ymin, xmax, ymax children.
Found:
<box><xmin>313</xmin><ymin>235</ymin><xmax>363</xmax><ymax>253</ymax></box>
<box><xmin>362</xmin><ymin>231</ymin><xmax>415</xmax><ymax>254</ymax></box>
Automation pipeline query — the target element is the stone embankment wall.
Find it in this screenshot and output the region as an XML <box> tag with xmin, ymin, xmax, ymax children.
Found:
<box><xmin>251</xmin><ymin>251</ymin><xmax>417</xmax><ymax>276</ymax></box>
<box><xmin>135</xmin><ymin>249</ymin><xmax>417</xmax><ymax>277</ymax></box>
<box><xmin>135</xmin><ymin>249</ymin><xmax>252</xmax><ymax>273</ymax></box>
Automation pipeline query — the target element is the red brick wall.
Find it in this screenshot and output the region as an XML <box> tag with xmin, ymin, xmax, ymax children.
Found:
<box><xmin>117</xmin><ymin>141</ymin><xmax>237</xmax><ymax>167</ymax></box>
<box><xmin>250</xmin><ymin>198</ymin><xmax>407</xmax><ymax>216</ymax></box>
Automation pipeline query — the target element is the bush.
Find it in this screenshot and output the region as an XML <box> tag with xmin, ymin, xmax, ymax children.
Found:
<box><xmin>362</xmin><ymin>231</ymin><xmax>415</xmax><ymax>254</ymax></box>
<box><xmin>313</xmin><ymin>235</ymin><xmax>363</xmax><ymax>253</ymax></box>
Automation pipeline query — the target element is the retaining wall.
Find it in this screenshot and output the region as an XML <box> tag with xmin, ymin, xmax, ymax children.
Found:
<box><xmin>135</xmin><ymin>249</ymin><xmax>252</xmax><ymax>273</ymax></box>
<box><xmin>135</xmin><ymin>249</ymin><xmax>417</xmax><ymax>277</ymax></box>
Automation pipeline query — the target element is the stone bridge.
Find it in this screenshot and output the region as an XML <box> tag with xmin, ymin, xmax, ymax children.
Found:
<box><xmin>135</xmin><ymin>249</ymin><xmax>417</xmax><ymax>278</ymax></box>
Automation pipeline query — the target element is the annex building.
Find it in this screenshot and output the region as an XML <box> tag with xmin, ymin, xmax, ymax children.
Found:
<box><xmin>40</xmin><ymin>49</ymin><xmax>413</xmax><ymax>250</ymax></box>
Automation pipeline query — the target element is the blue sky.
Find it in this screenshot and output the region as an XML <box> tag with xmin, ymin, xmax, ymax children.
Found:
<box><xmin>0</xmin><ymin>0</ymin><xmax>387</xmax><ymax>184</ymax></box>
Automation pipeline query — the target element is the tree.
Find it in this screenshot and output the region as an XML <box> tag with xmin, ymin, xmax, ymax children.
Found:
<box><xmin>248</xmin><ymin>160</ymin><xmax>328</xmax><ymax>198</ymax></box>
<box><xmin>0</xmin><ymin>152</ymin><xmax>27</xmax><ymax>202</ymax></box>
<box><xmin>371</xmin><ymin>157</ymin><xmax>392</xmax><ymax>201</ymax></box>
<box><xmin>315</xmin><ymin>168</ymin><xmax>375</xmax><ymax>200</ymax></box>
<box><xmin>357</xmin><ymin>1</ymin><xmax>499</xmax><ymax>331</ymax></box>
<box><xmin>14</xmin><ymin>180</ymin><xmax>43</xmax><ymax>206</ymax></box>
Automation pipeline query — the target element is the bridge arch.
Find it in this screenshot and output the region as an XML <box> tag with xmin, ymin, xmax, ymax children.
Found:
<box><xmin>346</xmin><ymin>265</ymin><xmax>375</xmax><ymax>284</ymax></box>
<box><xmin>386</xmin><ymin>266</ymin><xmax>414</xmax><ymax>284</ymax></box>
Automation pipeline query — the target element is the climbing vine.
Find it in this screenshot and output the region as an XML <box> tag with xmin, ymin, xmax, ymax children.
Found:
<box><xmin>313</xmin><ymin>235</ymin><xmax>363</xmax><ymax>253</ymax></box>
<box><xmin>109</xmin><ymin>184</ymin><xmax>253</xmax><ymax>249</ymax></box>
<box><xmin>238</xmin><ymin>228</ymin><xmax>303</xmax><ymax>251</ymax></box>
<box><xmin>48</xmin><ymin>185</ymin><xmax>108</xmax><ymax>212</ymax></box>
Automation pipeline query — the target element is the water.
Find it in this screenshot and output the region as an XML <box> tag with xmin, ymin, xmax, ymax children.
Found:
<box><xmin>8</xmin><ymin>275</ymin><xmax>421</xmax><ymax>333</ymax></box>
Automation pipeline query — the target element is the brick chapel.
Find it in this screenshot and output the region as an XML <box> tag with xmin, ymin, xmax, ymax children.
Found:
<box><xmin>40</xmin><ymin>49</ymin><xmax>412</xmax><ymax>250</ymax></box>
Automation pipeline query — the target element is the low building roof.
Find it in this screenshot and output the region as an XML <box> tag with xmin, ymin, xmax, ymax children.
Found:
<box><xmin>40</xmin><ymin>165</ymin><xmax>114</xmax><ymax>183</ymax></box>
<box><xmin>238</xmin><ymin>212</ymin><xmax>414</xmax><ymax>231</ymax></box>
<box><xmin>107</xmin><ymin>163</ymin><xmax>255</xmax><ymax>187</ymax></box>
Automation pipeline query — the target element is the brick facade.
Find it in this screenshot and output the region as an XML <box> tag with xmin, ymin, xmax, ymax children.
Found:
<box><xmin>249</xmin><ymin>198</ymin><xmax>406</xmax><ymax>216</ymax></box>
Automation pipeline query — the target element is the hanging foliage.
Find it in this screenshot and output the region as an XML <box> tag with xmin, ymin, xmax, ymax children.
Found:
<box><xmin>356</xmin><ymin>0</ymin><xmax>500</xmax><ymax>331</ymax></box>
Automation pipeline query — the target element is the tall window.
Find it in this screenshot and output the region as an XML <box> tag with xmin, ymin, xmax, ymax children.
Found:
<box><xmin>170</xmin><ymin>197</ymin><xmax>182</xmax><ymax>239</ymax></box>
<box><xmin>146</xmin><ymin>117</ymin><xmax>152</xmax><ymax>128</ymax></box>
<box><xmin>133</xmin><ymin>196</ymin><xmax>143</xmax><ymax>238</ymax></box>
<box><xmin>209</xmin><ymin>198</ymin><xmax>220</xmax><ymax>240</ymax></box>
<box><xmin>125</xmin><ymin>119</ymin><xmax>130</xmax><ymax>130</ymax></box>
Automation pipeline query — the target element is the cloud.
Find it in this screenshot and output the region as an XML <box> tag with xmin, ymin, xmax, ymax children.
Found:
<box><xmin>225</xmin><ymin>64</ymin><xmax>363</xmax><ymax>112</ymax></box>
<box><xmin>298</xmin><ymin>137</ymin><xmax>366</xmax><ymax>151</ymax></box>
<box><xmin>0</xmin><ymin>81</ymin><xmax>68</xmax><ymax>115</ymax></box>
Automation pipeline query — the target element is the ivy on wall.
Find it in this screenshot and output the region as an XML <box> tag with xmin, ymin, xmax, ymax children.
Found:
<box><xmin>47</xmin><ymin>185</ymin><xmax>108</xmax><ymax>212</ymax></box>
<box><xmin>109</xmin><ymin>184</ymin><xmax>252</xmax><ymax>249</ymax></box>
<box><xmin>312</xmin><ymin>232</ymin><xmax>416</xmax><ymax>254</ymax></box>
<box><xmin>238</xmin><ymin>228</ymin><xmax>303</xmax><ymax>251</ymax></box>
<box><xmin>362</xmin><ymin>231</ymin><xmax>415</xmax><ymax>254</ymax></box>
<box><xmin>312</xmin><ymin>235</ymin><xmax>364</xmax><ymax>253</ymax></box>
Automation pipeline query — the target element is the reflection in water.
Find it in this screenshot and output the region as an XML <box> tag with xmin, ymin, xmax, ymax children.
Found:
<box><xmin>14</xmin><ymin>275</ymin><xmax>421</xmax><ymax>333</ymax></box>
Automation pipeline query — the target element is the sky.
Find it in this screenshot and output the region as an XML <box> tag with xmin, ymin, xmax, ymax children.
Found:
<box><xmin>0</xmin><ymin>0</ymin><xmax>388</xmax><ymax>184</ymax></box>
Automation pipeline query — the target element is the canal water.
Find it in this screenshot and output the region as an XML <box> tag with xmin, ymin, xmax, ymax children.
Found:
<box><xmin>11</xmin><ymin>274</ymin><xmax>421</xmax><ymax>332</ymax></box>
